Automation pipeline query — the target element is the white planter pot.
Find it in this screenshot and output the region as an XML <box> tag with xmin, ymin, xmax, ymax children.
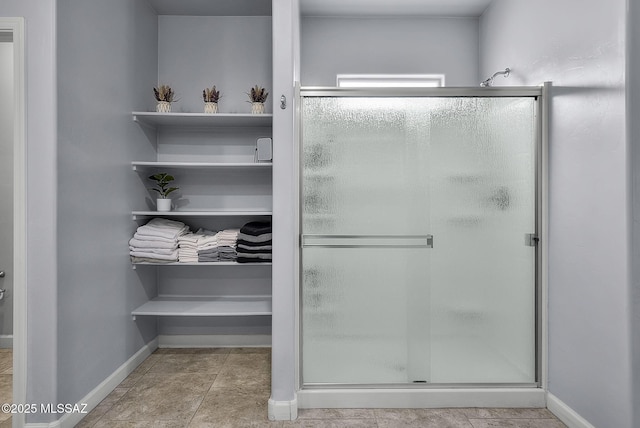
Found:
<box><xmin>156</xmin><ymin>198</ymin><xmax>172</xmax><ymax>212</ymax></box>
<box><xmin>251</xmin><ymin>102</ymin><xmax>265</xmax><ymax>114</ymax></box>
<box><xmin>204</xmin><ymin>102</ymin><xmax>218</xmax><ymax>114</ymax></box>
<box><xmin>156</xmin><ymin>101</ymin><xmax>171</xmax><ymax>113</ymax></box>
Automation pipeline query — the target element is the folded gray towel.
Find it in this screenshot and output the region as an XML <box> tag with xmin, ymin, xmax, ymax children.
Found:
<box><xmin>237</xmin><ymin>232</ymin><xmax>272</xmax><ymax>243</ymax></box>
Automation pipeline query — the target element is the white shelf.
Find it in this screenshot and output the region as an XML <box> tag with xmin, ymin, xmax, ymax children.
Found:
<box><xmin>132</xmin><ymin>112</ymin><xmax>272</xmax><ymax>128</ymax></box>
<box><xmin>132</xmin><ymin>161</ymin><xmax>272</xmax><ymax>171</ymax></box>
<box><xmin>131</xmin><ymin>295</ymin><xmax>272</xmax><ymax>318</ymax></box>
<box><xmin>146</xmin><ymin>0</ymin><xmax>271</xmax><ymax>17</ymax></box>
<box><xmin>132</xmin><ymin>210</ymin><xmax>272</xmax><ymax>220</ymax></box>
<box><xmin>132</xmin><ymin>261</ymin><xmax>271</xmax><ymax>266</ymax></box>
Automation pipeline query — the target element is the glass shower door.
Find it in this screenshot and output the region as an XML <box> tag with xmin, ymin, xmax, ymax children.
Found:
<box><xmin>301</xmin><ymin>94</ymin><xmax>537</xmax><ymax>386</ymax></box>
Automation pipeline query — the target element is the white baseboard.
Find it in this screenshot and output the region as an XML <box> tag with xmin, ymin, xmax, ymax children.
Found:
<box><xmin>0</xmin><ymin>334</ymin><xmax>12</xmax><ymax>348</ymax></box>
<box><xmin>26</xmin><ymin>338</ymin><xmax>159</xmax><ymax>428</ymax></box>
<box><xmin>298</xmin><ymin>388</ymin><xmax>546</xmax><ymax>409</ymax></box>
<box><xmin>268</xmin><ymin>397</ymin><xmax>298</xmax><ymax>421</ymax></box>
<box><xmin>547</xmin><ymin>392</ymin><xmax>596</xmax><ymax>428</ymax></box>
<box><xmin>158</xmin><ymin>334</ymin><xmax>271</xmax><ymax>348</ymax></box>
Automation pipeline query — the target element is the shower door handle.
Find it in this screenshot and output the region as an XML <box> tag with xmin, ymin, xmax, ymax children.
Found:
<box><xmin>301</xmin><ymin>235</ymin><xmax>433</xmax><ymax>248</ymax></box>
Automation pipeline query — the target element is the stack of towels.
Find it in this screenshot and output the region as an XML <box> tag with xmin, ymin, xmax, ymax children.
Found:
<box><xmin>129</xmin><ymin>218</ymin><xmax>189</xmax><ymax>263</ymax></box>
<box><xmin>214</xmin><ymin>229</ymin><xmax>240</xmax><ymax>262</ymax></box>
<box><xmin>177</xmin><ymin>229</ymin><xmax>215</xmax><ymax>263</ymax></box>
<box><xmin>175</xmin><ymin>228</ymin><xmax>240</xmax><ymax>263</ymax></box>
<box><xmin>196</xmin><ymin>229</ymin><xmax>220</xmax><ymax>263</ymax></box>
<box><xmin>236</xmin><ymin>221</ymin><xmax>272</xmax><ymax>263</ymax></box>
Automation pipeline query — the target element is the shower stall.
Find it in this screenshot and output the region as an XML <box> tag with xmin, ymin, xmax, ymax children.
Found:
<box><xmin>298</xmin><ymin>86</ymin><xmax>546</xmax><ymax>406</ymax></box>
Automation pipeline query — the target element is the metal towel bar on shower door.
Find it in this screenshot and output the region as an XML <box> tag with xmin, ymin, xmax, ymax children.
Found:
<box><xmin>301</xmin><ymin>235</ymin><xmax>433</xmax><ymax>248</ymax></box>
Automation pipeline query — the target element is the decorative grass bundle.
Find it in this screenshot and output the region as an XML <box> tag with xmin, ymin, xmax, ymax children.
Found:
<box><xmin>203</xmin><ymin>86</ymin><xmax>221</xmax><ymax>103</ymax></box>
<box><xmin>247</xmin><ymin>85</ymin><xmax>269</xmax><ymax>103</ymax></box>
<box><xmin>153</xmin><ymin>85</ymin><xmax>176</xmax><ymax>103</ymax></box>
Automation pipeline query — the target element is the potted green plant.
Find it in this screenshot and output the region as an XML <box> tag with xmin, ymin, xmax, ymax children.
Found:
<box><xmin>153</xmin><ymin>84</ymin><xmax>176</xmax><ymax>113</ymax></box>
<box><xmin>148</xmin><ymin>173</ymin><xmax>178</xmax><ymax>212</ymax></box>
<box><xmin>247</xmin><ymin>85</ymin><xmax>269</xmax><ymax>114</ymax></box>
<box><xmin>202</xmin><ymin>86</ymin><xmax>221</xmax><ymax>114</ymax></box>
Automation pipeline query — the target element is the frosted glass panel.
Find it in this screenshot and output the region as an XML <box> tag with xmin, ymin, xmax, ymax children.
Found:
<box><xmin>302</xmin><ymin>98</ymin><xmax>432</xmax><ymax>235</ymax></box>
<box><xmin>303</xmin><ymin>247</ymin><xmax>430</xmax><ymax>384</ymax></box>
<box><xmin>301</xmin><ymin>96</ymin><xmax>536</xmax><ymax>385</ymax></box>
<box><xmin>428</xmin><ymin>98</ymin><xmax>536</xmax><ymax>383</ymax></box>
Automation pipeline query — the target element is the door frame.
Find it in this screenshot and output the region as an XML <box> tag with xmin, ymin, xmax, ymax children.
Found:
<box><xmin>0</xmin><ymin>16</ymin><xmax>26</xmax><ymax>428</ymax></box>
<box><xmin>296</xmin><ymin>86</ymin><xmax>549</xmax><ymax>399</ymax></box>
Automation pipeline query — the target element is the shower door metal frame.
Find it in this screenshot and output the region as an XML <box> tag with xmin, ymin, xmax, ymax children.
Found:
<box><xmin>297</xmin><ymin>85</ymin><xmax>547</xmax><ymax>391</ymax></box>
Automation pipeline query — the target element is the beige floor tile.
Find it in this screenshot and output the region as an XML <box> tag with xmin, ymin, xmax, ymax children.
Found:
<box><xmin>213</xmin><ymin>354</ymin><xmax>270</xmax><ymax>389</ymax></box>
<box><xmin>74</xmin><ymin>348</ymin><xmax>569</xmax><ymax>428</ymax></box>
<box><xmin>130</xmin><ymin>354</ymin><xmax>162</xmax><ymax>375</ymax></box>
<box><xmin>0</xmin><ymin>374</ymin><xmax>12</xmax><ymax>408</ymax></box>
<box><xmin>283</xmin><ymin>419</ymin><xmax>377</xmax><ymax>427</ymax></box>
<box><xmin>76</xmin><ymin>387</ymin><xmax>131</xmax><ymax>427</ymax></box>
<box><xmin>102</xmin><ymin>373</ymin><xmax>215</xmax><ymax>422</ymax></box>
<box><xmin>375</xmin><ymin>408</ymin><xmax>473</xmax><ymax>428</ymax></box>
<box><xmin>92</xmin><ymin>421</ymin><xmax>163</xmax><ymax>428</ymax></box>
<box><xmin>118</xmin><ymin>354</ymin><xmax>163</xmax><ymax>388</ymax></box>
<box><xmin>229</xmin><ymin>347</ymin><xmax>271</xmax><ymax>355</ymax></box>
<box><xmin>297</xmin><ymin>409</ymin><xmax>376</xmax><ymax>419</ymax></box>
<box><xmin>0</xmin><ymin>352</ymin><xmax>11</xmax><ymax>375</ymax></box>
<box><xmin>149</xmin><ymin>354</ymin><xmax>228</xmax><ymax>374</ymax></box>
<box><xmin>154</xmin><ymin>348</ymin><xmax>231</xmax><ymax>355</ymax></box>
<box><xmin>461</xmin><ymin>408</ymin><xmax>556</xmax><ymax>419</ymax></box>
<box><xmin>188</xmin><ymin>387</ymin><xmax>279</xmax><ymax>428</ymax></box>
<box><xmin>468</xmin><ymin>419</ymin><xmax>567</xmax><ymax>428</ymax></box>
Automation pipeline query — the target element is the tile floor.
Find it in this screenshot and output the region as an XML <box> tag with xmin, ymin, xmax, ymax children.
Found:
<box><xmin>0</xmin><ymin>349</ymin><xmax>12</xmax><ymax>428</ymax></box>
<box><xmin>75</xmin><ymin>348</ymin><xmax>567</xmax><ymax>428</ymax></box>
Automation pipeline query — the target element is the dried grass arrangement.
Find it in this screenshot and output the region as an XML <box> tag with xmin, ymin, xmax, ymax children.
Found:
<box><xmin>247</xmin><ymin>85</ymin><xmax>269</xmax><ymax>103</ymax></box>
<box><xmin>202</xmin><ymin>86</ymin><xmax>221</xmax><ymax>103</ymax></box>
<box><xmin>153</xmin><ymin>85</ymin><xmax>176</xmax><ymax>103</ymax></box>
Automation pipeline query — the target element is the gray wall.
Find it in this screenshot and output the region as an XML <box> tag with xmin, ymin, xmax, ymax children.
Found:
<box><xmin>0</xmin><ymin>40</ymin><xmax>13</xmax><ymax>342</ymax></box>
<box><xmin>628</xmin><ymin>0</ymin><xmax>640</xmax><ymax>424</ymax></box>
<box><xmin>158</xmin><ymin>16</ymin><xmax>273</xmax><ymax>114</ymax></box>
<box><xmin>480</xmin><ymin>1</ymin><xmax>632</xmax><ymax>427</ymax></box>
<box><xmin>56</xmin><ymin>0</ymin><xmax>158</xmax><ymax>407</ymax></box>
<box><xmin>301</xmin><ymin>16</ymin><xmax>479</xmax><ymax>86</ymax></box>
<box><xmin>1</xmin><ymin>0</ymin><xmax>58</xmax><ymax>423</ymax></box>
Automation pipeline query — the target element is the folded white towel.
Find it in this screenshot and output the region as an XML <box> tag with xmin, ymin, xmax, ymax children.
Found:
<box><xmin>137</xmin><ymin>218</ymin><xmax>189</xmax><ymax>240</ymax></box>
<box><xmin>216</xmin><ymin>229</ymin><xmax>240</xmax><ymax>247</ymax></box>
<box><xmin>130</xmin><ymin>256</ymin><xmax>174</xmax><ymax>264</ymax></box>
<box><xmin>133</xmin><ymin>232</ymin><xmax>177</xmax><ymax>244</ymax></box>
<box><xmin>197</xmin><ymin>235</ymin><xmax>218</xmax><ymax>246</ymax></box>
<box><xmin>144</xmin><ymin>217</ymin><xmax>187</xmax><ymax>230</ymax></box>
<box><xmin>129</xmin><ymin>246</ymin><xmax>177</xmax><ymax>256</ymax></box>
<box><xmin>129</xmin><ymin>237</ymin><xmax>177</xmax><ymax>250</ymax></box>
<box><xmin>129</xmin><ymin>249</ymin><xmax>178</xmax><ymax>261</ymax></box>
<box><xmin>177</xmin><ymin>233</ymin><xmax>199</xmax><ymax>245</ymax></box>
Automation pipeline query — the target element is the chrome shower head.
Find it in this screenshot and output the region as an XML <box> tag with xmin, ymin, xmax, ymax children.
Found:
<box><xmin>481</xmin><ymin>67</ymin><xmax>511</xmax><ymax>87</ymax></box>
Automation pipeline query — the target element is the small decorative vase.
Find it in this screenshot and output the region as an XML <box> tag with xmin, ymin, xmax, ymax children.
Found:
<box><xmin>156</xmin><ymin>101</ymin><xmax>171</xmax><ymax>113</ymax></box>
<box><xmin>251</xmin><ymin>102</ymin><xmax>265</xmax><ymax>114</ymax></box>
<box><xmin>156</xmin><ymin>198</ymin><xmax>172</xmax><ymax>212</ymax></box>
<box><xmin>204</xmin><ymin>102</ymin><xmax>218</xmax><ymax>114</ymax></box>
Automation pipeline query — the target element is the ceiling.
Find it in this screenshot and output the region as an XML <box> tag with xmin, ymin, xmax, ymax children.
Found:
<box><xmin>300</xmin><ymin>0</ymin><xmax>494</xmax><ymax>17</ymax></box>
